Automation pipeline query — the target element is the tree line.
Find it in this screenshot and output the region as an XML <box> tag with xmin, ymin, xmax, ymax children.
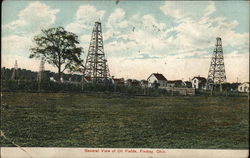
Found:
<box><xmin>1</xmin><ymin>67</ymin><xmax>82</xmax><ymax>82</ymax></box>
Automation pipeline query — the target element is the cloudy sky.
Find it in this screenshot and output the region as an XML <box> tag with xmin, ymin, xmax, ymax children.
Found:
<box><xmin>2</xmin><ymin>1</ymin><xmax>249</xmax><ymax>82</ymax></box>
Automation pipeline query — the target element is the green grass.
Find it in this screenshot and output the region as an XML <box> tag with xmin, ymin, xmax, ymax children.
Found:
<box><xmin>1</xmin><ymin>92</ymin><xmax>249</xmax><ymax>148</ymax></box>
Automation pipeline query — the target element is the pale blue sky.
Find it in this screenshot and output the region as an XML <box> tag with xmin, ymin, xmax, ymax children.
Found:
<box><xmin>2</xmin><ymin>1</ymin><xmax>249</xmax><ymax>32</ymax></box>
<box><xmin>2</xmin><ymin>1</ymin><xmax>249</xmax><ymax>82</ymax></box>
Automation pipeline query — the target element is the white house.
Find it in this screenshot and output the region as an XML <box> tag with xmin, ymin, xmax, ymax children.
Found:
<box><xmin>238</xmin><ymin>82</ymin><xmax>249</xmax><ymax>93</ymax></box>
<box><xmin>192</xmin><ymin>76</ymin><xmax>207</xmax><ymax>89</ymax></box>
<box><xmin>147</xmin><ymin>73</ymin><xmax>167</xmax><ymax>88</ymax></box>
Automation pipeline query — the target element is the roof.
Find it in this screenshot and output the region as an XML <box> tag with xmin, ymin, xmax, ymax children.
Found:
<box><xmin>167</xmin><ymin>80</ymin><xmax>183</xmax><ymax>84</ymax></box>
<box><xmin>132</xmin><ymin>80</ymin><xmax>140</xmax><ymax>83</ymax></box>
<box><xmin>126</xmin><ymin>79</ymin><xmax>132</xmax><ymax>81</ymax></box>
<box><xmin>113</xmin><ymin>78</ymin><xmax>123</xmax><ymax>81</ymax></box>
<box><xmin>192</xmin><ymin>76</ymin><xmax>207</xmax><ymax>83</ymax></box>
<box><xmin>184</xmin><ymin>81</ymin><xmax>192</xmax><ymax>86</ymax></box>
<box><xmin>113</xmin><ymin>78</ymin><xmax>124</xmax><ymax>82</ymax></box>
<box><xmin>239</xmin><ymin>82</ymin><xmax>250</xmax><ymax>86</ymax></box>
<box><xmin>150</xmin><ymin>73</ymin><xmax>167</xmax><ymax>81</ymax></box>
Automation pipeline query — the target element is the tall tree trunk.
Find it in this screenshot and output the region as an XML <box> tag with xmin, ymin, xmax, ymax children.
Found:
<box><xmin>58</xmin><ymin>65</ymin><xmax>61</xmax><ymax>82</ymax></box>
<box><xmin>58</xmin><ymin>53</ymin><xmax>61</xmax><ymax>82</ymax></box>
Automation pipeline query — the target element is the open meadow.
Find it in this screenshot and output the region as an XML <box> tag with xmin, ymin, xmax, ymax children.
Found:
<box><xmin>1</xmin><ymin>92</ymin><xmax>249</xmax><ymax>149</ymax></box>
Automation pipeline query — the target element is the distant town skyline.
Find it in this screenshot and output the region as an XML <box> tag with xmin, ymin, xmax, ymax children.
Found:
<box><xmin>2</xmin><ymin>1</ymin><xmax>249</xmax><ymax>82</ymax></box>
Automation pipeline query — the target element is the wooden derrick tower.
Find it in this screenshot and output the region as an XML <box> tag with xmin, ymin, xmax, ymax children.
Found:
<box><xmin>83</xmin><ymin>21</ymin><xmax>110</xmax><ymax>83</ymax></box>
<box><xmin>207</xmin><ymin>37</ymin><xmax>226</xmax><ymax>91</ymax></box>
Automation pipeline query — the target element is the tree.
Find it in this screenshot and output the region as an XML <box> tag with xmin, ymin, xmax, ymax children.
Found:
<box><xmin>153</xmin><ymin>80</ymin><xmax>159</xmax><ymax>89</ymax></box>
<box><xmin>30</xmin><ymin>27</ymin><xmax>84</xmax><ymax>81</ymax></box>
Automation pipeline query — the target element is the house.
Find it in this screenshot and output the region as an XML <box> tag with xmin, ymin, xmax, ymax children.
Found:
<box><xmin>147</xmin><ymin>73</ymin><xmax>167</xmax><ymax>88</ymax></box>
<box><xmin>140</xmin><ymin>80</ymin><xmax>148</xmax><ymax>88</ymax></box>
<box><xmin>125</xmin><ymin>79</ymin><xmax>133</xmax><ymax>86</ymax></box>
<box><xmin>219</xmin><ymin>82</ymin><xmax>240</xmax><ymax>91</ymax></box>
<box><xmin>112</xmin><ymin>78</ymin><xmax>125</xmax><ymax>85</ymax></box>
<box><xmin>184</xmin><ymin>81</ymin><xmax>192</xmax><ymax>88</ymax></box>
<box><xmin>192</xmin><ymin>76</ymin><xmax>207</xmax><ymax>89</ymax></box>
<box><xmin>131</xmin><ymin>79</ymin><xmax>140</xmax><ymax>86</ymax></box>
<box><xmin>124</xmin><ymin>79</ymin><xmax>140</xmax><ymax>87</ymax></box>
<box><xmin>167</xmin><ymin>80</ymin><xmax>185</xmax><ymax>88</ymax></box>
<box><xmin>238</xmin><ymin>82</ymin><xmax>249</xmax><ymax>93</ymax></box>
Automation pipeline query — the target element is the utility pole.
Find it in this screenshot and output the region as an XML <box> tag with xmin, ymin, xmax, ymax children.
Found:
<box><xmin>37</xmin><ymin>59</ymin><xmax>45</xmax><ymax>82</ymax></box>
<box><xmin>11</xmin><ymin>60</ymin><xmax>18</xmax><ymax>80</ymax></box>
<box><xmin>37</xmin><ymin>59</ymin><xmax>45</xmax><ymax>92</ymax></box>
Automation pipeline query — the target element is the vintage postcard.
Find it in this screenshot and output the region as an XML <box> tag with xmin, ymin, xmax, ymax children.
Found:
<box><xmin>1</xmin><ymin>0</ymin><xmax>249</xmax><ymax>158</ymax></box>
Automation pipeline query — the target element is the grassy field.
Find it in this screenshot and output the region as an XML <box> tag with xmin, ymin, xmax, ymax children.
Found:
<box><xmin>1</xmin><ymin>92</ymin><xmax>249</xmax><ymax>148</ymax></box>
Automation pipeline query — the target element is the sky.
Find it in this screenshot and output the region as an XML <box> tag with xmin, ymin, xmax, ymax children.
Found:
<box><xmin>2</xmin><ymin>0</ymin><xmax>249</xmax><ymax>82</ymax></box>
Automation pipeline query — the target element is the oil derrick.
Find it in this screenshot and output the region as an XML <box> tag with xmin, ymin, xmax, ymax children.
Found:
<box><xmin>103</xmin><ymin>59</ymin><xmax>110</xmax><ymax>78</ymax></box>
<box><xmin>37</xmin><ymin>59</ymin><xmax>45</xmax><ymax>82</ymax></box>
<box><xmin>11</xmin><ymin>60</ymin><xmax>18</xmax><ymax>80</ymax></box>
<box><xmin>84</xmin><ymin>21</ymin><xmax>110</xmax><ymax>83</ymax></box>
<box><xmin>207</xmin><ymin>37</ymin><xmax>226</xmax><ymax>91</ymax></box>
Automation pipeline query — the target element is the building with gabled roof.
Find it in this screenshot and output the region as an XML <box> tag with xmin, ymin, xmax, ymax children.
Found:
<box><xmin>192</xmin><ymin>76</ymin><xmax>207</xmax><ymax>89</ymax></box>
<box><xmin>184</xmin><ymin>81</ymin><xmax>192</xmax><ymax>88</ymax></box>
<box><xmin>147</xmin><ymin>73</ymin><xmax>167</xmax><ymax>88</ymax></box>
<box><xmin>112</xmin><ymin>78</ymin><xmax>125</xmax><ymax>86</ymax></box>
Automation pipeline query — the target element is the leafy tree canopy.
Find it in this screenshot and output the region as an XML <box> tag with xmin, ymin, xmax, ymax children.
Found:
<box><xmin>30</xmin><ymin>27</ymin><xmax>84</xmax><ymax>80</ymax></box>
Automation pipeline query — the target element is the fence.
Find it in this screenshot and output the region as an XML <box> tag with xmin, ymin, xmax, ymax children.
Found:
<box><xmin>1</xmin><ymin>80</ymin><xmax>170</xmax><ymax>96</ymax></box>
<box><xmin>195</xmin><ymin>89</ymin><xmax>248</xmax><ymax>97</ymax></box>
<box><xmin>1</xmin><ymin>80</ymin><xmax>247</xmax><ymax>97</ymax></box>
<box><xmin>165</xmin><ymin>87</ymin><xmax>195</xmax><ymax>96</ymax></box>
